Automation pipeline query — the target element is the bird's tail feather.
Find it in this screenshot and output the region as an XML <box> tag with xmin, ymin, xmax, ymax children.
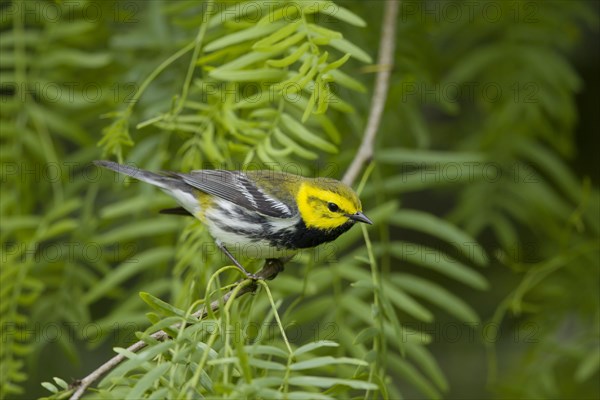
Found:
<box><xmin>93</xmin><ymin>160</ymin><xmax>178</xmax><ymax>190</ymax></box>
<box><xmin>94</xmin><ymin>160</ymin><xmax>201</xmax><ymax>216</ymax></box>
<box><xmin>159</xmin><ymin>207</ymin><xmax>193</xmax><ymax>217</ymax></box>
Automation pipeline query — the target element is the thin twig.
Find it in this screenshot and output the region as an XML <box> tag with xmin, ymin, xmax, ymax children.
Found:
<box><xmin>69</xmin><ymin>260</ymin><xmax>284</xmax><ymax>400</ymax></box>
<box><xmin>343</xmin><ymin>0</ymin><xmax>399</xmax><ymax>187</ymax></box>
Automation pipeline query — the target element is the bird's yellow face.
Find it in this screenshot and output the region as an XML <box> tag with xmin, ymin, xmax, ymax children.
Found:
<box><xmin>296</xmin><ymin>181</ymin><xmax>370</xmax><ymax>230</ymax></box>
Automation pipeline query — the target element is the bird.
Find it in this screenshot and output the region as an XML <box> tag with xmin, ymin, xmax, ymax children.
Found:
<box><xmin>94</xmin><ymin>160</ymin><xmax>372</xmax><ymax>278</ymax></box>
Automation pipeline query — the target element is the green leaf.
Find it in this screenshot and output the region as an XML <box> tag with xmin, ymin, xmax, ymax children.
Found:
<box><xmin>139</xmin><ymin>292</ymin><xmax>189</xmax><ymax>319</ymax></box>
<box><xmin>363</xmin><ymin>166</ymin><xmax>485</xmax><ymax>195</ymax></box>
<box><xmin>207</xmin><ymin>3</ymin><xmax>270</xmax><ymax>28</ymax></box>
<box><xmin>575</xmin><ymin>347</ymin><xmax>600</xmax><ymax>382</ymax></box>
<box><xmin>245</xmin><ymin>345</ymin><xmax>289</xmax><ymax>359</ymax></box>
<box><xmin>443</xmin><ymin>45</ymin><xmax>505</xmax><ymax>85</ymax></box>
<box><xmin>351</xmin><ymin>279</ymin><xmax>374</xmax><ymax>289</ymax></box>
<box><xmin>387</xmin><ymin>241</ymin><xmax>488</xmax><ymax>290</ymax></box>
<box><xmin>302</xmin><ymin>1</ymin><xmax>332</xmax><ymax>14</ymax></box>
<box><xmin>376</xmin><ymin>148</ymin><xmax>485</xmax><ymax>165</ymax></box>
<box><xmin>294</xmin><ymin>340</ymin><xmax>338</xmax><ymax>356</ymax></box>
<box><xmin>329</xmin><ymin>38</ymin><xmax>372</xmax><ymax>63</ymax></box>
<box><xmin>253</xmin><ymin>20</ymin><xmax>302</xmax><ymax>48</ymax></box>
<box><xmin>41</xmin><ymin>382</ymin><xmax>58</xmax><ymax>393</ymax></box>
<box><xmin>353</xmin><ymin>327</ymin><xmax>380</xmax><ymax>345</ymax></box>
<box><xmin>82</xmin><ymin>247</ymin><xmax>173</xmax><ymax>304</ymax></box>
<box><xmin>210</xmin><ymin>68</ymin><xmax>288</xmax><ymax>82</ymax></box>
<box><xmin>386</xmin><ymin>287</ymin><xmax>434</xmax><ymax>322</ymax></box>
<box><xmin>392</xmin><ymin>274</ymin><xmax>480</xmax><ymax>323</ymax></box>
<box><xmin>288</xmin><ymin>376</ymin><xmax>377</xmax><ymax>391</ymax></box>
<box><xmin>248</xmin><ymin>357</ymin><xmax>286</xmax><ymax>370</ymax></box>
<box><xmin>127</xmin><ymin>363</ymin><xmax>169</xmax><ymax>399</ymax></box>
<box><xmin>141</xmin><ymin>316</ymin><xmax>183</xmax><ymax>338</ymax></box>
<box><xmin>100</xmin><ymin>342</ymin><xmax>175</xmax><ymax>386</ymax></box>
<box><xmin>96</xmin><ymin>219</ymin><xmax>182</xmax><ymax>245</ymax></box>
<box><xmin>516</xmin><ymin>139</ymin><xmax>583</xmax><ymax>205</ymax></box>
<box><xmin>267</xmin><ymin>43</ymin><xmax>310</xmax><ymax>68</ymax></box>
<box><xmin>390</xmin><ymin>210</ymin><xmax>489</xmax><ymax>267</ymax></box>
<box><xmin>314</xmin><ymin>114</ymin><xmax>341</xmax><ymax>144</ymax></box>
<box><xmin>249</xmin><ymin>376</ymin><xmax>285</xmax><ymax>388</ymax></box>
<box><xmin>263</xmin><ymin>136</ymin><xmax>293</xmax><ymax>157</ymax></box>
<box><xmin>406</xmin><ymin>345</ymin><xmax>449</xmax><ymax>391</ymax></box>
<box><xmin>273</xmin><ymin>128</ymin><xmax>318</xmax><ymax>160</ymax></box>
<box><xmin>280</xmin><ymin>114</ymin><xmax>337</xmax><ymax>153</ymax></box>
<box><xmin>389</xmin><ymin>354</ymin><xmax>442</xmax><ymax>399</ymax></box>
<box><xmin>291</xmin><ymin>356</ymin><xmax>367</xmax><ymax>370</ymax></box>
<box><xmin>322</xmin><ymin>53</ymin><xmax>351</xmax><ymax>74</ymax></box>
<box><xmin>52</xmin><ymin>377</ymin><xmax>69</xmax><ymax>390</ymax></box>
<box><xmin>204</xmin><ymin>22</ymin><xmax>285</xmax><ymax>52</ymax></box>
<box><xmin>258</xmin><ymin>5</ymin><xmax>300</xmax><ymax>25</ymax></box>
<box><xmin>47</xmin><ymin>20</ymin><xmax>96</xmax><ymax>40</ymax></box>
<box><xmin>206</xmin><ymin>357</ymin><xmax>239</xmax><ymax>367</ymax></box>
<box><xmin>214</xmin><ymin>50</ymin><xmax>280</xmax><ymax>72</ymax></box>
<box><xmin>319</xmin><ymin>3</ymin><xmax>367</xmax><ymax>27</ymax></box>
<box><xmin>45</xmin><ymin>198</ymin><xmax>82</xmax><ymax>221</ymax></box>
<box><xmin>489</xmin><ymin>213</ymin><xmax>519</xmax><ymax>252</ymax></box>
<box><xmin>1</xmin><ymin>216</ymin><xmax>41</xmax><ymax>233</ymax></box>
<box><xmin>328</xmin><ymin>69</ymin><xmax>366</xmax><ymax>92</ymax></box>
<box><xmin>100</xmin><ymin>195</ymin><xmax>169</xmax><ymax>220</ymax></box>
<box><xmin>37</xmin><ymin>219</ymin><xmax>78</xmax><ymax>241</ymax></box>
<box><xmin>302</xmin><ymin>84</ymin><xmax>318</xmax><ymax>122</ymax></box>
<box><xmin>507</xmin><ymin>169</ymin><xmax>575</xmax><ymax>222</ymax></box>
<box><xmin>256</xmin><ymin>142</ymin><xmax>277</xmax><ymax>164</ymax></box>
<box><xmin>38</xmin><ymin>50</ymin><xmax>110</xmax><ymax>68</ymax></box>
<box><xmin>287</xmin><ymin>392</ymin><xmax>334</xmax><ymax>400</ymax></box>
<box><xmin>306</xmin><ymin>23</ymin><xmax>343</xmax><ymax>41</ymax></box>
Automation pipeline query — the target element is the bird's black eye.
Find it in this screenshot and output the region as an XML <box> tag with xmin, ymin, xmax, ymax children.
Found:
<box><xmin>327</xmin><ymin>202</ymin><xmax>339</xmax><ymax>212</ymax></box>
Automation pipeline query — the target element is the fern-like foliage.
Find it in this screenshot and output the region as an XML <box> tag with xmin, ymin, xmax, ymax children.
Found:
<box><xmin>100</xmin><ymin>0</ymin><xmax>370</xmax><ymax>170</ymax></box>
<box><xmin>39</xmin><ymin>1</ymin><xmax>489</xmax><ymax>398</ymax></box>
<box><xmin>1</xmin><ymin>1</ymin><xmax>597</xmax><ymax>399</ymax></box>
<box><xmin>0</xmin><ymin>1</ymin><xmax>117</xmax><ymax>397</ymax></box>
<box><xmin>373</xmin><ymin>1</ymin><xmax>600</xmax><ymax>397</ymax></box>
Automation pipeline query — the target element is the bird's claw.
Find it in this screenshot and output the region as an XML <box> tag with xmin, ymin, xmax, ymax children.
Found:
<box><xmin>245</xmin><ymin>272</ymin><xmax>261</xmax><ymax>281</ymax></box>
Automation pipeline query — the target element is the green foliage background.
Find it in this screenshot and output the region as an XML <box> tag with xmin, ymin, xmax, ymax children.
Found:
<box><xmin>1</xmin><ymin>1</ymin><xmax>598</xmax><ymax>399</ymax></box>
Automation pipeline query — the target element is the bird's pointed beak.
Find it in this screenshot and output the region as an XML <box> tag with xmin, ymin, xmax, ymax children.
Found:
<box><xmin>347</xmin><ymin>211</ymin><xmax>373</xmax><ymax>225</ymax></box>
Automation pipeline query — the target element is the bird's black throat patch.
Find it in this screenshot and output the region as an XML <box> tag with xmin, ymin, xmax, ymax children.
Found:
<box><xmin>269</xmin><ymin>219</ymin><xmax>354</xmax><ymax>249</ymax></box>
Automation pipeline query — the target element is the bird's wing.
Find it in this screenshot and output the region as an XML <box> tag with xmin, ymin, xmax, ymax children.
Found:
<box><xmin>175</xmin><ymin>170</ymin><xmax>295</xmax><ymax>218</ymax></box>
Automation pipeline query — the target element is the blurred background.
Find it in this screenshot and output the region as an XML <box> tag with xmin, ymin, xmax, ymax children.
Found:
<box><xmin>1</xmin><ymin>1</ymin><xmax>598</xmax><ymax>399</ymax></box>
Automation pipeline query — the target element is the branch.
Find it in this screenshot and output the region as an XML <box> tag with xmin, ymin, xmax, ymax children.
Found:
<box><xmin>69</xmin><ymin>259</ymin><xmax>285</xmax><ymax>400</ymax></box>
<box><xmin>342</xmin><ymin>0</ymin><xmax>399</xmax><ymax>186</ymax></box>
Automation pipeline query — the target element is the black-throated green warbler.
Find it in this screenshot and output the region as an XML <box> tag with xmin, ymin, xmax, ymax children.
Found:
<box><xmin>94</xmin><ymin>160</ymin><xmax>372</xmax><ymax>277</ymax></box>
